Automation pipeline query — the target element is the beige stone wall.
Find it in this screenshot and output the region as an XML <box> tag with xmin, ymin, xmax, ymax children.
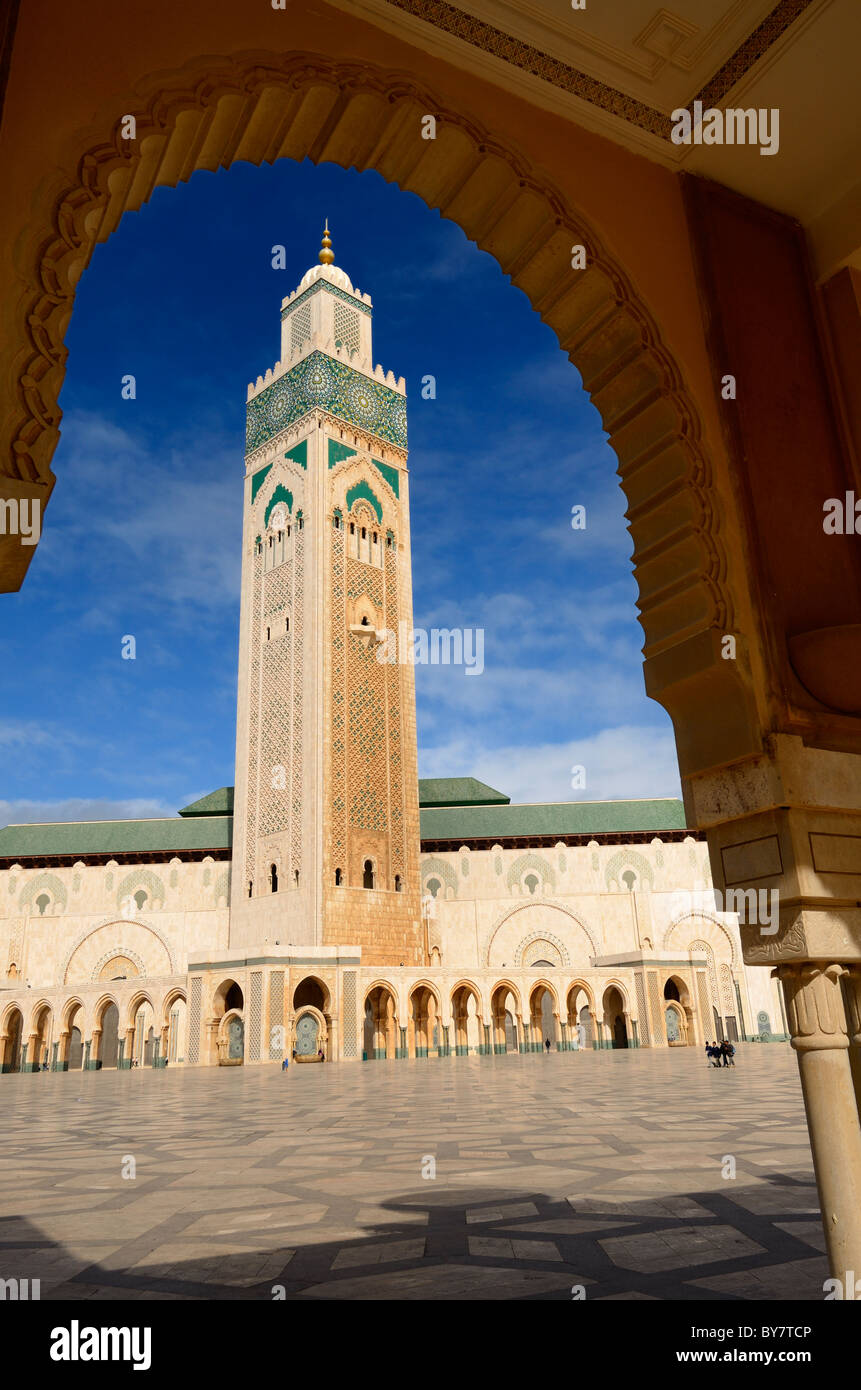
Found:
<box><xmin>0</xmin><ymin>830</ymin><xmax>786</xmax><ymax>1068</ymax></box>
<box><xmin>0</xmin><ymin>856</ymin><xmax>229</xmax><ymax>991</ymax></box>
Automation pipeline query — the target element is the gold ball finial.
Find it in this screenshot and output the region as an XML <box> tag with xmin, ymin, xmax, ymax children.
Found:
<box><xmin>319</xmin><ymin>219</ymin><xmax>334</xmax><ymax>265</ymax></box>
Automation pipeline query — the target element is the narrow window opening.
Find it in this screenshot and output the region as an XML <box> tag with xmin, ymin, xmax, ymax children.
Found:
<box><xmin>349</xmin><ymin>523</ymin><xmax>355</xmax><ymax>535</ymax></box>
<box><xmin>394</xmin><ymin>874</ymin><xmax>402</xmax><ymax>893</ymax></box>
<box><xmin>363</xmin><ymin>859</ymin><xmax>375</xmax><ymax>890</ymax></box>
<box><xmin>285</xmin><ymin>616</ymin><xmax>290</xmax><ymax>633</ymax></box>
<box><xmin>361</xmin><ymin>526</ymin><xmax>366</xmax><ymax>539</ymax></box>
<box><xmin>270</xmin><ymin>864</ymin><xmax>278</xmax><ymax>893</ymax></box>
<box><xmin>335</xmin><ymin>868</ymin><xmax>342</xmax><ymax>886</ymax></box>
<box><xmin>248</xmin><ymin>880</ymin><xmax>253</xmax><ymax>899</ymax></box>
<box><xmin>293</xmin><ymin>869</ymin><xmax>300</xmax><ymax>887</ymax></box>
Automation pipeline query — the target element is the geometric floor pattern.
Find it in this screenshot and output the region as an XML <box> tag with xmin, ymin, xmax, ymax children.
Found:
<box><xmin>0</xmin><ymin>1046</ymin><xmax>826</xmax><ymax>1300</ymax></box>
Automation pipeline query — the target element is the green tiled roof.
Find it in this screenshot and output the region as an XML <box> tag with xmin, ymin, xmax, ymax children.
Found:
<box><xmin>0</xmin><ymin>816</ymin><xmax>233</xmax><ymax>860</ymax></box>
<box><xmin>418</xmin><ymin>798</ymin><xmax>688</xmax><ymax>842</ymax></box>
<box><xmin>418</xmin><ymin>778</ymin><xmax>510</xmax><ymax>807</ymax></box>
<box><xmin>0</xmin><ymin>792</ymin><xmax>687</xmax><ymax>860</ymax></box>
<box><xmin>179</xmin><ymin>787</ymin><xmax>235</xmax><ymax>817</ymax></box>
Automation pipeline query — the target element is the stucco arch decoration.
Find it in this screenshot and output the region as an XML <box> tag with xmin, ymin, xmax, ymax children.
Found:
<box><xmin>663</xmin><ymin>911</ymin><xmax>737</xmax><ymax>967</ymax></box>
<box><xmin>506</xmin><ymin>852</ymin><xmax>555</xmax><ymax>894</ymax></box>
<box><xmin>601</xmin><ymin>978</ymin><xmax>631</xmax><ymax>1013</ymax></box>
<box><xmin>514</xmin><ymin>931</ymin><xmax>570</xmax><ymax>968</ymax></box>
<box><xmin>604</xmin><ymin>848</ymin><xmax>654</xmax><ymax>891</ymax></box>
<box><xmin>420</xmin><ymin>856</ymin><xmax>458</xmax><ymax>900</ymax></box>
<box><xmin>485</xmin><ymin>901</ymin><xmax>598</xmax><ymax>968</ymax></box>
<box><xmin>18</xmin><ymin>872</ymin><xmax>67</xmax><ymax>915</ymax></box>
<box><xmin>26</xmin><ymin>998</ymin><xmax>54</xmax><ymax>1033</ymax></box>
<box><xmin>93</xmin><ymin>947</ymin><xmax>146</xmax><ymax>981</ymax></box>
<box><xmin>115</xmin><ymin>868</ymin><xmax>165</xmax><ymax>912</ymax></box>
<box><xmin>332</xmin><ymin>455</ymin><xmax>398</xmax><ymax>531</ymax></box>
<box><xmin>7</xmin><ymin>50</ymin><xmax>753</xmax><ymax>768</ymax></box>
<box><xmin>61</xmin><ymin>918</ymin><xmax>177</xmax><ymax>985</ymax></box>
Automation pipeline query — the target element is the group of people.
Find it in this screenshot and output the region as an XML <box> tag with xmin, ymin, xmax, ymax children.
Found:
<box><xmin>706</xmin><ymin>1039</ymin><xmax>735</xmax><ymax>1067</ymax></box>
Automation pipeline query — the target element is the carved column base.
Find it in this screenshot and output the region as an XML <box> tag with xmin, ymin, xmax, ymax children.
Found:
<box><xmin>778</xmin><ymin>962</ymin><xmax>861</xmax><ymax>1290</ymax></box>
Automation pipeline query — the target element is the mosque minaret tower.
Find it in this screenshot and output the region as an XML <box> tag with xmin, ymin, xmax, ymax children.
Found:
<box><xmin>229</xmin><ymin>226</ymin><xmax>424</xmax><ymax>966</ymax></box>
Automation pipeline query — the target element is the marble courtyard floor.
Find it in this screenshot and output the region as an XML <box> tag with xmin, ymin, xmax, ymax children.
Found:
<box><xmin>0</xmin><ymin>1046</ymin><xmax>826</xmax><ymax>1301</ymax></box>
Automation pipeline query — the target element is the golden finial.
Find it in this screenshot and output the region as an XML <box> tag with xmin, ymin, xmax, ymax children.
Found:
<box><xmin>319</xmin><ymin>219</ymin><xmax>334</xmax><ymax>265</ymax></box>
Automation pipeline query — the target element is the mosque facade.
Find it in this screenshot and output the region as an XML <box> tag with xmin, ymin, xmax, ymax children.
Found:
<box><xmin>0</xmin><ymin>236</ymin><xmax>787</xmax><ymax>1073</ymax></box>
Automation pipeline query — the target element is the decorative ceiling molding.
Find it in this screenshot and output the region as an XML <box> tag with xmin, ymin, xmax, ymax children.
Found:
<box><xmin>382</xmin><ymin>0</ymin><xmax>817</xmax><ymax>139</ymax></box>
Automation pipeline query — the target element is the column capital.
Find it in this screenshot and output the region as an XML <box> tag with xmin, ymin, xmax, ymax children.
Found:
<box><xmin>774</xmin><ymin>962</ymin><xmax>850</xmax><ymax>1051</ymax></box>
<box><xmin>842</xmin><ymin>965</ymin><xmax>861</xmax><ymax>1046</ymax></box>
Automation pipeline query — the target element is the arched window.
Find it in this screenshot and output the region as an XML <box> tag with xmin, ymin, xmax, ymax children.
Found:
<box><xmin>247</xmin><ymin>880</ymin><xmax>253</xmax><ymax>899</ymax></box>
<box><xmin>293</xmin><ymin>869</ymin><xmax>300</xmax><ymax>887</ymax></box>
<box><xmin>524</xmin><ymin>873</ymin><xmax>539</xmax><ymax>895</ymax></box>
<box><xmin>285</xmin><ymin>616</ymin><xmax>290</xmax><ymax>633</ymax></box>
<box><xmin>266</xmin><ymin>626</ymin><xmax>271</xmax><ymax>640</ymax></box>
<box><xmin>270</xmin><ymin>864</ymin><xmax>278</xmax><ymax>893</ymax></box>
<box><xmin>426</xmin><ymin>877</ymin><xmax>441</xmax><ymax>899</ymax></box>
<box><xmin>334</xmin><ymin>868</ymin><xmax>342</xmax><ymax>886</ymax></box>
<box><xmin>133</xmin><ymin>888</ymin><xmax>148</xmax><ymax>910</ymax></box>
<box><xmin>35</xmin><ymin>893</ymin><xmax>50</xmax><ymax>915</ymax></box>
<box><xmin>363</xmin><ymin>859</ymin><xmax>375</xmax><ymax>889</ymax></box>
<box><xmin>621</xmin><ymin>869</ymin><xmax>637</xmax><ymax>891</ymax></box>
<box><xmin>394</xmin><ymin>874</ymin><xmax>402</xmax><ymax>893</ymax></box>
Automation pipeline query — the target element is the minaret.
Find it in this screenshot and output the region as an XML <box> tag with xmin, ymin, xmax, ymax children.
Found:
<box><xmin>230</xmin><ymin>227</ymin><xmax>423</xmax><ymax>967</ymax></box>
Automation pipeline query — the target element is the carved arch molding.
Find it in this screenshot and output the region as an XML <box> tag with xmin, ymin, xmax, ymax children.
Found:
<box><xmin>7</xmin><ymin>50</ymin><xmax>756</xmax><ymax>771</ymax></box>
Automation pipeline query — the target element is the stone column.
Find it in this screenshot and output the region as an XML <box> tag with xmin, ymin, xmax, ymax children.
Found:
<box><xmin>777</xmin><ymin>962</ymin><xmax>861</xmax><ymax>1286</ymax></box>
<box><xmin>842</xmin><ymin>967</ymin><xmax>861</xmax><ymax>1125</ymax></box>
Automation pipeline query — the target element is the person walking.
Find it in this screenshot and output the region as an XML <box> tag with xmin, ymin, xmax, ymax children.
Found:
<box><xmin>720</xmin><ymin>1039</ymin><xmax>730</xmax><ymax>1066</ymax></box>
<box><xmin>724</xmin><ymin>1040</ymin><xmax>735</xmax><ymax>1067</ymax></box>
<box><xmin>544</xmin><ymin>1037</ymin><xmax>551</xmax><ymax>1054</ymax></box>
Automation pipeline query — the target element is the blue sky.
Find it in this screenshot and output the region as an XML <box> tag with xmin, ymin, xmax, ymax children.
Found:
<box><xmin>0</xmin><ymin>159</ymin><xmax>680</xmax><ymax>825</ymax></box>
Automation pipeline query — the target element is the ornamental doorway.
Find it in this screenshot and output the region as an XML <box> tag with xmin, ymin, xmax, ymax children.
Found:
<box><xmin>295</xmin><ymin>1012</ymin><xmax>320</xmax><ymax>1059</ymax></box>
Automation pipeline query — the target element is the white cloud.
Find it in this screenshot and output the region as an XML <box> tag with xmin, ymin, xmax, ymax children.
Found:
<box><xmin>43</xmin><ymin>411</ymin><xmax>242</xmax><ymax>617</ymax></box>
<box><xmin>0</xmin><ymin>797</ymin><xmax>177</xmax><ymax>828</ymax></box>
<box><xmin>418</xmin><ymin>724</ymin><xmax>682</xmax><ymax>804</ymax></box>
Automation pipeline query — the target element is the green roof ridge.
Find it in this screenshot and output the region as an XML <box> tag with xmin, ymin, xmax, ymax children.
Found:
<box><xmin>178</xmin><ymin>788</ymin><xmax>235</xmax><ymax>817</ymax></box>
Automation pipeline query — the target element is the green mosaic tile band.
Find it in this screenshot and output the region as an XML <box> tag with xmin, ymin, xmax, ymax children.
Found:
<box><xmin>247</xmin><ymin>351</ymin><xmax>407</xmax><ymax>453</ymax></box>
<box><xmin>280</xmin><ymin>279</ymin><xmax>373</xmax><ymax>321</ymax></box>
